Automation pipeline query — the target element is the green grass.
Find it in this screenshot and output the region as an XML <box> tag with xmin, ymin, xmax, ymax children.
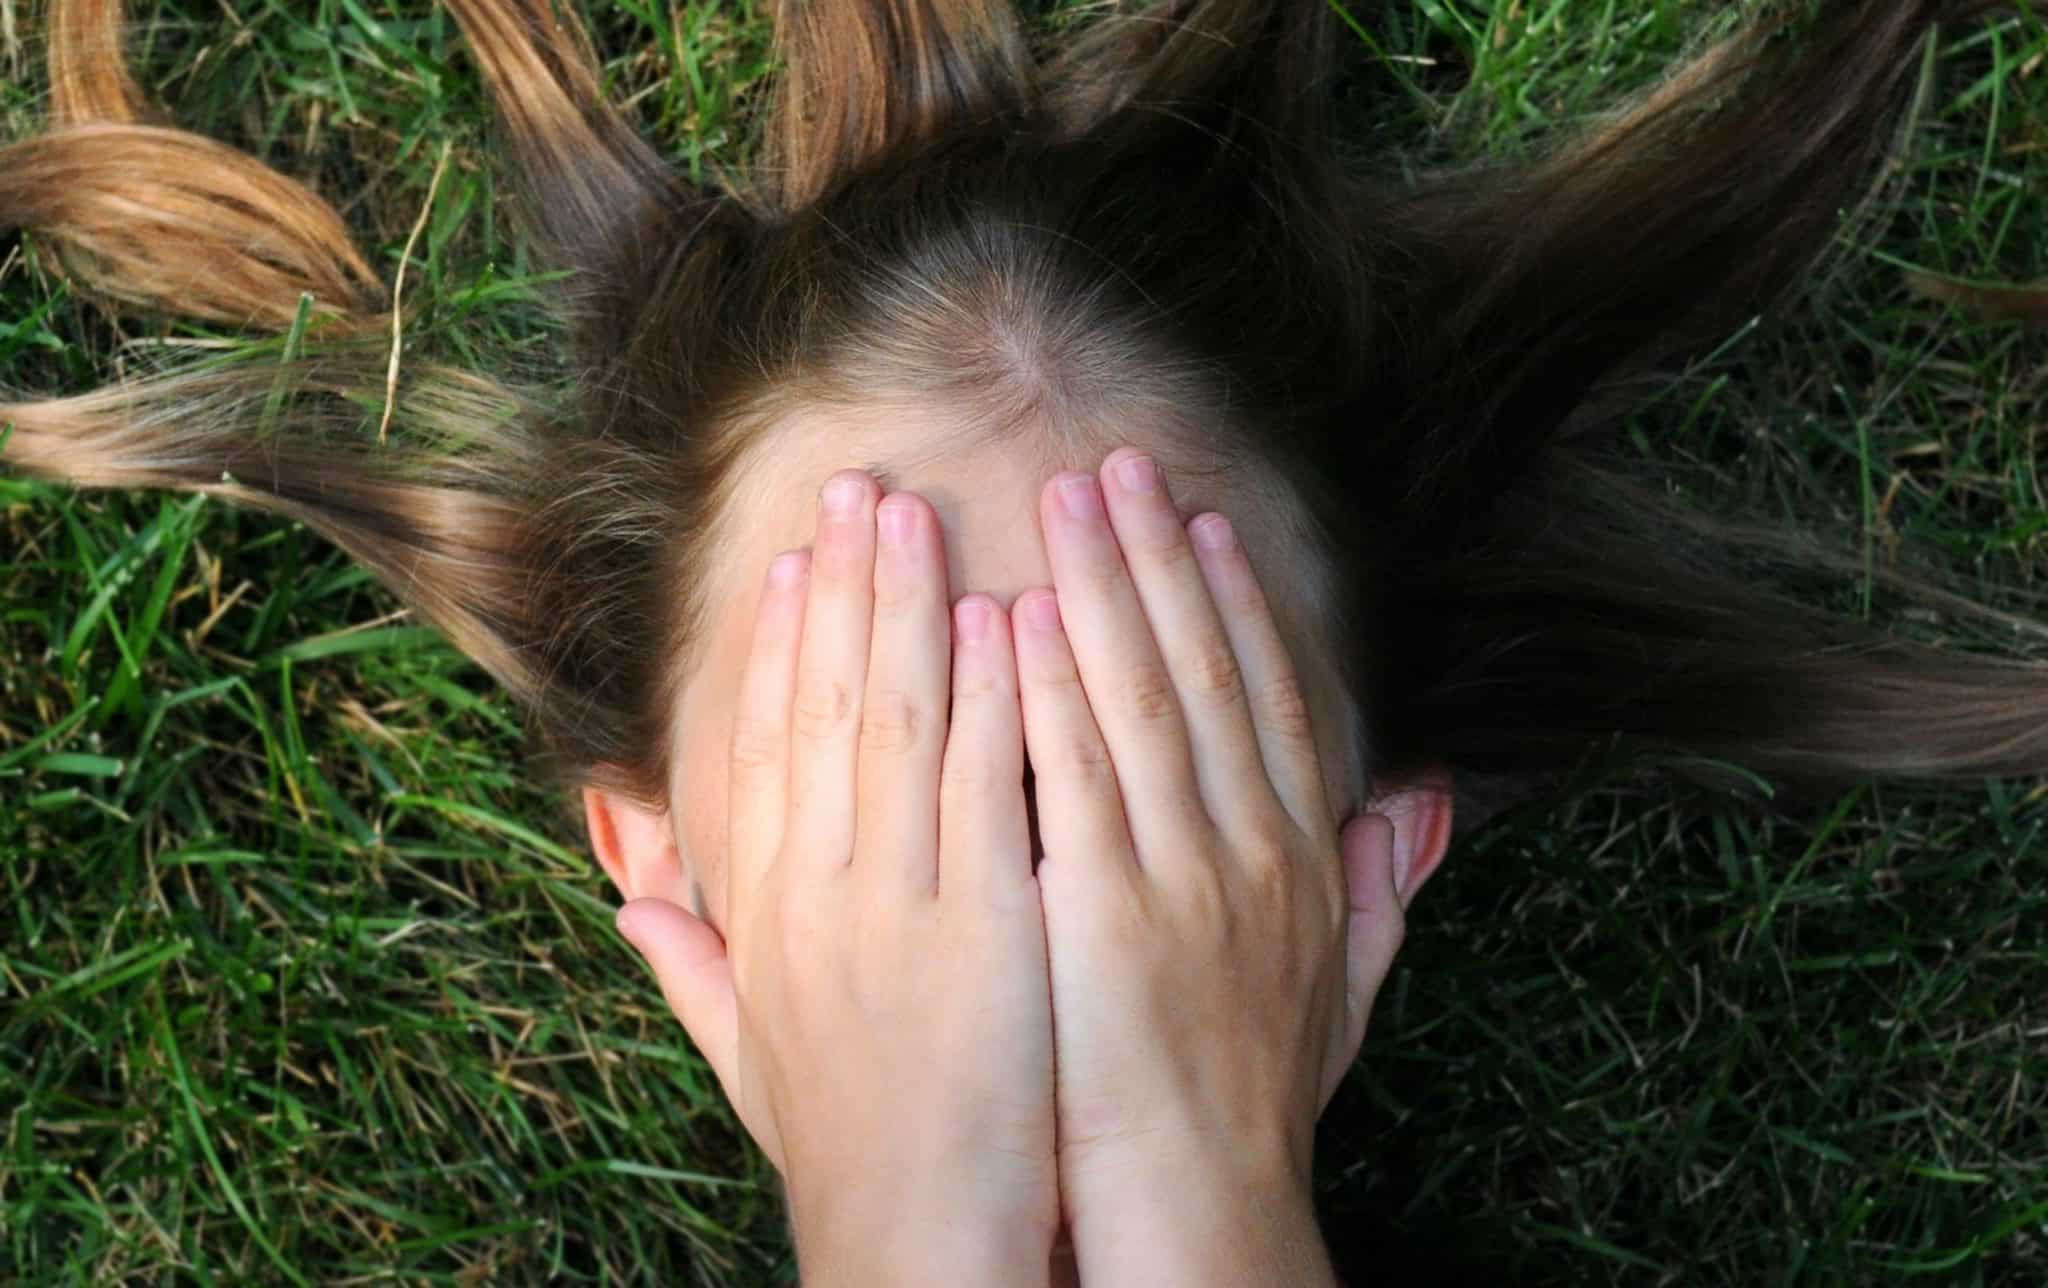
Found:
<box><xmin>3</xmin><ymin>1</ymin><xmax>2045</xmax><ymax>1283</ymax></box>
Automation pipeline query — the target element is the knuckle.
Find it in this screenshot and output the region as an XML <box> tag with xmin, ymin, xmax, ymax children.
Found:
<box><xmin>1121</xmin><ymin>660</ymin><xmax>1181</xmax><ymax>724</ymax></box>
<box><xmin>858</xmin><ymin>687</ymin><xmax>924</xmax><ymax>754</ymax></box>
<box><xmin>1080</xmin><ymin>551</ymin><xmax>1131</xmax><ymax>598</ymax></box>
<box><xmin>953</xmin><ymin>656</ymin><xmax>1002</xmax><ymax>703</ymax></box>
<box><xmin>1178</xmin><ymin>862</ymin><xmax>1233</xmax><ymax>937</ymax></box>
<box><xmin>938</xmin><ymin>750</ymin><xmax>1000</xmax><ymax>794</ymax></box>
<box><xmin>1214</xmin><ymin>826</ymin><xmax>1296</xmax><ymax>929</ymax></box>
<box><xmin>815</xmin><ymin>532</ymin><xmax>869</xmax><ymax>581</ymax></box>
<box><xmin>1254</xmin><ymin>670</ymin><xmax>1317</xmax><ymax>744</ymax></box>
<box><xmin>1235</xmin><ymin>821</ymin><xmax>1296</xmax><ymax>891</ymax></box>
<box><xmin>728</xmin><ymin>712</ymin><xmax>787</xmax><ymax>775</ymax></box>
<box><xmin>1027</xmin><ymin>650</ymin><xmax>1086</xmax><ymax>697</ymax></box>
<box><xmin>791</xmin><ymin>674</ymin><xmax>854</xmax><ymax>742</ymax></box>
<box><xmin>1133</xmin><ymin>520</ymin><xmax>1199</xmax><ymax>569</ymax></box>
<box><xmin>872</xmin><ymin>567</ymin><xmax>923</xmax><ymax>616</ymax></box>
<box><xmin>1054</xmin><ymin>729</ymin><xmax>1116</xmax><ymax>784</ymax></box>
<box><xmin>1219</xmin><ymin>565</ymin><xmax>1267</xmax><ymax>618</ymax></box>
<box><xmin>1180</xmin><ymin>637</ymin><xmax>1246</xmax><ymax>707</ymax></box>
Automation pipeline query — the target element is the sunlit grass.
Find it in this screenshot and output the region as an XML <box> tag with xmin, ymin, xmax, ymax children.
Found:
<box><xmin>4</xmin><ymin>2</ymin><xmax>2044</xmax><ymax>1282</ymax></box>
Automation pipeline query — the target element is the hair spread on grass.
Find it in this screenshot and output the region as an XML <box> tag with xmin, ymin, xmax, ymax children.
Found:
<box><xmin>2</xmin><ymin>0</ymin><xmax>2042</xmax><ymax>831</ymax></box>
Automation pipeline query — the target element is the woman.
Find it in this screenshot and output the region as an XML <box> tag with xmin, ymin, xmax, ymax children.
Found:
<box><xmin>3</xmin><ymin>0</ymin><xmax>2038</xmax><ymax>1277</ymax></box>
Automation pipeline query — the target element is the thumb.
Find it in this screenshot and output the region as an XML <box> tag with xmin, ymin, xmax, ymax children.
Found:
<box><xmin>616</xmin><ymin>897</ymin><xmax>739</xmax><ymax>1092</ymax></box>
<box><xmin>1319</xmin><ymin>812</ymin><xmax>1405</xmax><ymax>1115</ymax></box>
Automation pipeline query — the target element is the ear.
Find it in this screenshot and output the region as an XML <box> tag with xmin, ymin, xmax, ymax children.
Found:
<box><xmin>582</xmin><ymin>785</ymin><xmax>693</xmax><ymax>907</ymax></box>
<box><xmin>1366</xmin><ymin>764</ymin><xmax>1455</xmax><ymax>909</ymax></box>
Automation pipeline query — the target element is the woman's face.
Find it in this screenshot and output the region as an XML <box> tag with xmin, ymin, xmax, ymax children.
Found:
<box><xmin>649</xmin><ymin>408</ymin><xmax>1369</xmax><ymax>928</ymax></box>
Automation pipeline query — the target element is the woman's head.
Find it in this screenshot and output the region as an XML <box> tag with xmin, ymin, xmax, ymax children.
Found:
<box><xmin>554</xmin><ymin>113</ymin><xmax>1403</xmax><ymax>911</ymax></box>
<box><xmin>6</xmin><ymin>0</ymin><xmax>2043</xmax><ymax>922</ymax></box>
<box><xmin>495</xmin><ymin>5</ymin><xmax>1420</xmax><ymax>910</ymax></box>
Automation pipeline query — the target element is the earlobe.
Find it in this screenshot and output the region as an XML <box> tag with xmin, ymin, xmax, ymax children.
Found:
<box><xmin>582</xmin><ymin>785</ymin><xmax>687</xmax><ymax>905</ymax></box>
<box><xmin>1367</xmin><ymin>764</ymin><xmax>1456</xmax><ymax>908</ymax></box>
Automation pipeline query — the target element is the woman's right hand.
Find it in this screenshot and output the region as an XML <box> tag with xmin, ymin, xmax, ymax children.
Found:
<box><xmin>1016</xmin><ymin>448</ymin><xmax>1414</xmax><ymax>1287</ymax></box>
<box><xmin>616</xmin><ymin>470</ymin><xmax>1058</xmax><ymax>1286</ymax></box>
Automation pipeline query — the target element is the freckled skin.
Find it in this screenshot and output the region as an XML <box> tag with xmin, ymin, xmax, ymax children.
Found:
<box><xmin>668</xmin><ymin>408</ymin><xmax>1364</xmax><ymax>930</ymax></box>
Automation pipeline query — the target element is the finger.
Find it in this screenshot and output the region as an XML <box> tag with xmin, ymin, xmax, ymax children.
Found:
<box><xmin>1098</xmin><ymin>448</ymin><xmax>1275</xmax><ymax>842</ymax></box>
<box><xmin>616</xmin><ymin>898</ymin><xmax>741</xmax><ymax>1106</ymax></box>
<box><xmin>937</xmin><ymin>593</ymin><xmax>1033</xmax><ymax>907</ymax></box>
<box><xmin>1013</xmin><ymin>587</ymin><xmax>1138</xmax><ymax>885</ymax></box>
<box><xmin>785</xmin><ymin>470</ymin><xmax>880</xmax><ymax>873</ymax></box>
<box><xmin>858</xmin><ymin>491</ymin><xmax>952</xmax><ymax>893</ymax></box>
<box><xmin>1039</xmin><ymin>469</ymin><xmax>1206</xmax><ymax>872</ymax></box>
<box><xmin>616</xmin><ymin>897</ymin><xmax>784</xmax><ymax>1170</ymax></box>
<box><xmin>1187</xmin><ymin>511</ymin><xmax>1334</xmax><ymax>839</ymax></box>
<box><xmin>725</xmin><ymin>547</ymin><xmax>811</xmax><ymax>925</ymax></box>
<box><xmin>1319</xmin><ymin>813</ymin><xmax>1403</xmax><ymax>1115</ymax></box>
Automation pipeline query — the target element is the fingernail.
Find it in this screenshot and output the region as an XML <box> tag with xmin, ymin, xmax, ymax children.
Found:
<box><xmin>1193</xmin><ymin>514</ymin><xmax>1235</xmax><ymax>551</ymax></box>
<box><xmin>879</xmin><ymin>497</ymin><xmax>916</xmax><ymax>546</ymax></box>
<box><xmin>955</xmin><ymin>598</ymin><xmax>990</xmax><ymax>643</ymax></box>
<box><xmin>1023</xmin><ymin>591</ymin><xmax>1061</xmax><ymax>633</ymax></box>
<box><xmin>614</xmin><ymin>905</ymin><xmax>647</xmax><ymax>954</ymax></box>
<box><xmin>823</xmin><ymin>474</ymin><xmax>864</xmax><ymax>516</ymax></box>
<box><xmin>1057</xmin><ymin>475</ymin><xmax>1103</xmax><ymax>521</ymax></box>
<box><xmin>1116</xmin><ymin>454</ymin><xmax>1159</xmax><ymax>494</ymax></box>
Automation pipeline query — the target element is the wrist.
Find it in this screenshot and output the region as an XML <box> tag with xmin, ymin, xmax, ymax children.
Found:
<box><xmin>1064</xmin><ymin>1137</ymin><xmax>1334</xmax><ymax>1288</ymax></box>
<box><xmin>791</xmin><ymin>1177</ymin><xmax>1054</xmax><ymax>1288</ymax></box>
<box><xmin>797</xmin><ymin>1214</ymin><xmax>1051</xmax><ymax>1288</ymax></box>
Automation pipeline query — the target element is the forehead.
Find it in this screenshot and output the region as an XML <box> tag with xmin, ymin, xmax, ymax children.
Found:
<box><xmin>678</xmin><ymin>401</ymin><xmax>1365</xmax><ymax>818</ymax></box>
<box><xmin>717</xmin><ymin>403</ymin><xmax>1228</xmax><ymax>615</ymax></box>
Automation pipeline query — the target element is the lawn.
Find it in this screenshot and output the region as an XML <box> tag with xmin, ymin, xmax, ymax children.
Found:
<box><xmin>3</xmin><ymin>1</ymin><xmax>2045</xmax><ymax>1283</ymax></box>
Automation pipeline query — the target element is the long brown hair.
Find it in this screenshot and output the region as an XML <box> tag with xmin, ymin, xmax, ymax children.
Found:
<box><xmin>4</xmin><ymin>0</ymin><xmax>2042</xmax><ymax>836</ymax></box>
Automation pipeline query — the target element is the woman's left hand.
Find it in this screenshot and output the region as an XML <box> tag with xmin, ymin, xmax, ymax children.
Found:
<box><xmin>1012</xmin><ymin>449</ymin><xmax>1403</xmax><ymax>1287</ymax></box>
